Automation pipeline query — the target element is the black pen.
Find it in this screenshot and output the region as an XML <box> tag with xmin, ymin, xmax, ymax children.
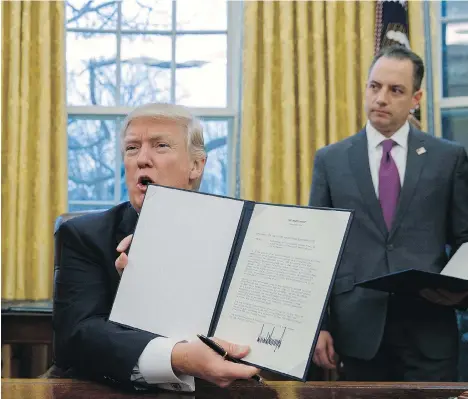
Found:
<box><xmin>196</xmin><ymin>334</ymin><xmax>263</xmax><ymax>383</ymax></box>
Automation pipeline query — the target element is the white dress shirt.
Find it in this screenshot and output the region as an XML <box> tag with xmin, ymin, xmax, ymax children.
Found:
<box><xmin>366</xmin><ymin>120</ymin><xmax>409</xmax><ymax>197</ymax></box>
<box><xmin>132</xmin><ymin>337</ymin><xmax>195</xmax><ymax>392</ymax></box>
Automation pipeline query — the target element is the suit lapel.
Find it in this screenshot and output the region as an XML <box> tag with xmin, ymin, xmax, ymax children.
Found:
<box><xmin>116</xmin><ymin>203</ymin><xmax>138</xmax><ymax>250</ymax></box>
<box><xmin>388</xmin><ymin>128</ymin><xmax>427</xmax><ymax>240</ymax></box>
<box><xmin>348</xmin><ymin>130</ymin><xmax>388</xmax><ymax>239</ymax></box>
<box><xmin>108</xmin><ymin>203</ymin><xmax>138</xmax><ymax>284</ymax></box>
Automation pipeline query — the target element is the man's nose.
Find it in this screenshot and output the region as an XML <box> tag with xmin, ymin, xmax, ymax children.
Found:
<box><xmin>376</xmin><ymin>89</ymin><xmax>389</xmax><ymax>106</ymax></box>
<box><xmin>136</xmin><ymin>146</ymin><xmax>153</xmax><ymax>168</ymax></box>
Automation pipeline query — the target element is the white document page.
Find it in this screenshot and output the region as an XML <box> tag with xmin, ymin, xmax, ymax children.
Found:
<box><xmin>109</xmin><ymin>185</ymin><xmax>244</xmax><ymax>340</ymax></box>
<box><xmin>213</xmin><ymin>204</ymin><xmax>351</xmax><ymax>379</ymax></box>
<box><xmin>441</xmin><ymin>242</ymin><xmax>468</xmax><ymax>279</ymax></box>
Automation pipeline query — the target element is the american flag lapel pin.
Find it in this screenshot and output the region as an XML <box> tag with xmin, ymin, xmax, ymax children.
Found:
<box><xmin>416</xmin><ymin>147</ymin><xmax>426</xmax><ymax>155</ymax></box>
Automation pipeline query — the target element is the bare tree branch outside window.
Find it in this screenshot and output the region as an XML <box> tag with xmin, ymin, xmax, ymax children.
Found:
<box><xmin>66</xmin><ymin>0</ymin><xmax>229</xmax><ymax>203</ymax></box>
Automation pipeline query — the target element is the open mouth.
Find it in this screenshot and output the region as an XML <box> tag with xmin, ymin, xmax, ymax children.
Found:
<box><xmin>137</xmin><ymin>176</ymin><xmax>154</xmax><ymax>188</ymax></box>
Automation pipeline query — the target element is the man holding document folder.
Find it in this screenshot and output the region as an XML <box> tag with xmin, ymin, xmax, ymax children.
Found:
<box><xmin>309</xmin><ymin>46</ymin><xmax>468</xmax><ymax>381</ymax></box>
<box><xmin>53</xmin><ymin>103</ymin><xmax>259</xmax><ymax>391</ymax></box>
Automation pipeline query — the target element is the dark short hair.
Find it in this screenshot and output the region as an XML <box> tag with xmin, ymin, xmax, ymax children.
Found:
<box><xmin>369</xmin><ymin>45</ymin><xmax>425</xmax><ymax>92</ymax></box>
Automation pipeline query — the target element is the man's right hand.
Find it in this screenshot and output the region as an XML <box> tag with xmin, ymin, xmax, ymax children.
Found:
<box><xmin>171</xmin><ymin>338</ymin><xmax>260</xmax><ymax>387</ymax></box>
<box><xmin>117</xmin><ymin>235</ymin><xmax>259</xmax><ymax>387</ymax></box>
<box><xmin>313</xmin><ymin>331</ymin><xmax>337</xmax><ymax>369</ymax></box>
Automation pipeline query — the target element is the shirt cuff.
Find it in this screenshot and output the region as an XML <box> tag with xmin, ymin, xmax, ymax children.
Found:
<box><xmin>137</xmin><ymin>337</ymin><xmax>195</xmax><ymax>392</ymax></box>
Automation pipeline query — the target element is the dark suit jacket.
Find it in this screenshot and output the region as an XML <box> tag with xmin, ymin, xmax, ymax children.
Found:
<box><xmin>53</xmin><ymin>202</ymin><xmax>156</xmax><ymax>386</ymax></box>
<box><xmin>309</xmin><ymin>127</ymin><xmax>468</xmax><ymax>361</ymax></box>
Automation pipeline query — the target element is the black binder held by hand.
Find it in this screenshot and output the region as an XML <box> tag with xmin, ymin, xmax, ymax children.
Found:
<box><xmin>355</xmin><ymin>243</ymin><xmax>468</xmax><ymax>297</ymax></box>
<box><xmin>108</xmin><ymin>184</ymin><xmax>354</xmax><ymax>382</ymax></box>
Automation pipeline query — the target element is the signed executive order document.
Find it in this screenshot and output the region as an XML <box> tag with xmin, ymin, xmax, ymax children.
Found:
<box><xmin>213</xmin><ymin>204</ymin><xmax>350</xmax><ymax>379</ymax></box>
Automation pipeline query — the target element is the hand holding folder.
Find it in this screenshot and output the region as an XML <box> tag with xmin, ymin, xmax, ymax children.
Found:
<box><xmin>419</xmin><ymin>288</ymin><xmax>468</xmax><ymax>307</ymax></box>
<box><xmin>356</xmin><ymin>243</ymin><xmax>468</xmax><ymax>307</ymax></box>
<box><xmin>196</xmin><ymin>334</ymin><xmax>263</xmax><ymax>383</ymax></box>
<box><xmin>114</xmin><ymin>222</ymin><xmax>264</xmax><ymax>385</ymax></box>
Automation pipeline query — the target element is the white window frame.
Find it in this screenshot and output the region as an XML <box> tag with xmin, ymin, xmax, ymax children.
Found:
<box><xmin>66</xmin><ymin>0</ymin><xmax>243</xmax><ymax>209</ymax></box>
<box><xmin>436</xmin><ymin>1</ymin><xmax>468</xmax><ymax>110</ymax></box>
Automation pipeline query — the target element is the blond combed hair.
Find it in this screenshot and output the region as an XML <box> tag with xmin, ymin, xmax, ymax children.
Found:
<box><xmin>120</xmin><ymin>103</ymin><xmax>207</xmax><ymax>190</ymax></box>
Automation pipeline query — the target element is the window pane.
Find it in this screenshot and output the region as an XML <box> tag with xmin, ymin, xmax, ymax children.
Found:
<box><xmin>176</xmin><ymin>0</ymin><xmax>227</xmax><ymax>31</ymax></box>
<box><xmin>120</xmin><ymin>34</ymin><xmax>172</xmax><ymax>106</ymax></box>
<box><xmin>68</xmin><ymin>203</ymin><xmax>113</xmax><ymax>212</ymax></box>
<box><xmin>442</xmin><ymin>22</ymin><xmax>468</xmax><ymax>97</ymax></box>
<box><xmin>121</xmin><ymin>0</ymin><xmax>173</xmax><ymax>31</ymax></box>
<box><xmin>199</xmin><ymin>118</ymin><xmax>230</xmax><ymax>195</ymax></box>
<box><xmin>441</xmin><ymin>108</ymin><xmax>468</xmax><ymax>151</ymax></box>
<box><xmin>176</xmin><ymin>34</ymin><xmax>227</xmax><ymax>107</ymax></box>
<box><xmin>121</xmin><ymin>162</ymin><xmax>129</xmax><ymax>202</ymax></box>
<box><xmin>68</xmin><ymin>116</ymin><xmax>118</xmax><ymax>201</ymax></box>
<box><xmin>66</xmin><ymin>0</ymin><xmax>118</xmax><ymax>30</ymax></box>
<box><xmin>442</xmin><ymin>0</ymin><xmax>468</xmax><ymax>18</ymax></box>
<box><xmin>67</xmin><ymin>32</ymin><xmax>117</xmax><ymax>106</ymax></box>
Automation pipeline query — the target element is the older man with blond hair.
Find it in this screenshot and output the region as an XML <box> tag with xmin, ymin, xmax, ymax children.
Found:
<box><xmin>53</xmin><ymin>103</ymin><xmax>259</xmax><ymax>392</ymax></box>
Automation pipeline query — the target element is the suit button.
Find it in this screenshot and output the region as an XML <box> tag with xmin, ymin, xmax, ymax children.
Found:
<box><xmin>387</xmin><ymin>244</ymin><xmax>394</xmax><ymax>251</ymax></box>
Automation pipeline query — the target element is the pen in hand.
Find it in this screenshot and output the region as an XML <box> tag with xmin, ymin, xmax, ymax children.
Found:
<box><xmin>196</xmin><ymin>334</ymin><xmax>263</xmax><ymax>383</ymax></box>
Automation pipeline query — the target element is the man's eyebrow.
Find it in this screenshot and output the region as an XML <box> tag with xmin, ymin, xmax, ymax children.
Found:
<box><xmin>369</xmin><ymin>80</ymin><xmax>407</xmax><ymax>90</ymax></box>
<box><xmin>148</xmin><ymin>132</ymin><xmax>174</xmax><ymax>141</ymax></box>
<box><xmin>124</xmin><ymin>132</ymin><xmax>172</xmax><ymax>141</ymax></box>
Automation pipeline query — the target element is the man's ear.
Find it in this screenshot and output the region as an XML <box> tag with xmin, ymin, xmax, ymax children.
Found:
<box><xmin>412</xmin><ymin>89</ymin><xmax>423</xmax><ymax>110</ymax></box>
<box><xmin>189</xmin><ymin>157</ymin><xmax>206</xmax><ymax>182</ymax></box>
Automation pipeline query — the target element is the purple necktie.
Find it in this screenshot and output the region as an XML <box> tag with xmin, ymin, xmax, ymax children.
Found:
<box><xmin>379</xmin><ymin>139</ymin><xmax>400</xmax><ymax>231</ymax></box>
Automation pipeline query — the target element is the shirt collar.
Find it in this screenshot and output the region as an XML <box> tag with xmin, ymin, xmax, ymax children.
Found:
<box><xmin>366</xmin><ymin>120</ymin><xmax>409</xmax><ymax>149</ymax></box>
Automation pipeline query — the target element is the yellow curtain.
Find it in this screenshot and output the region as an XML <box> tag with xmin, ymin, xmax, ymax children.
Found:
<box><xmin>2</xmin><ymin>1</ymin><xmax>67</xmax><ymax>300</ymax></box>
<box><xmin>240</xmin><ymin>1</ymin><xmax>375</xmax><ymax>204</ymax></box>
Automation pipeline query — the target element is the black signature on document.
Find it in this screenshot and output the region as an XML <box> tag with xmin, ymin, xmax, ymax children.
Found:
<box><xmin>256</xmin><ymin>324</ymin><xmax>286</xmax><ymax>352</ymax></box>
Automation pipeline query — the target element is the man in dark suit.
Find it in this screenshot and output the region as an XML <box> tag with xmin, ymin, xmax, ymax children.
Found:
<box><xmin>309</xmin><ymin>46</ymin><xmax>468</xmax><ymax>381</ymax></box>
<box><xmin>53</xmin><ymin>103</ymin><xmax>259</xmax><ymax>391</ymax></box>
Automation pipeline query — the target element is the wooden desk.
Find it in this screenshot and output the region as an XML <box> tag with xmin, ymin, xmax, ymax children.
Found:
<box><xmin>2</xmin><ymin>300</ymin><xmax>53</xmax><ymax>344</ymax></box>
<box><xmin>1</xmin><ymin>300</ymin><xmax>53</xmax><ymax>378</ymax></box>
<box><xmin>2</xmin><ymin>379</ymin><xmax>468</xmax><ymax>399</ymax></box>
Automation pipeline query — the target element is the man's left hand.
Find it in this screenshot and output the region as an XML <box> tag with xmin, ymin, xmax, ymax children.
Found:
<box><xmin>419</xmin><ymin>288</ymin><xmax>468</xmax><ymax>306</ymax></box>
<box><xmin>115</xmin><ymin>234</ymin><xmax>133</xmax><ymax>275</ymax></box>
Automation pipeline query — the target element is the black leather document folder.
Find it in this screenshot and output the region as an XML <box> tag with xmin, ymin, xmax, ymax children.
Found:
<box><xmin>356</xmin><ymin>268</ymin><xmax>468</xmax><ymax>295</ymax></box>
<box><xmin>109</xmin><ymin>184</ymin><xmax>354</xmax><ymax>381</ymax></box>
<box><xmin>355</xmin><ymin>243</ymin><xmax>468</xmax><ymax>296</ymax></box>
